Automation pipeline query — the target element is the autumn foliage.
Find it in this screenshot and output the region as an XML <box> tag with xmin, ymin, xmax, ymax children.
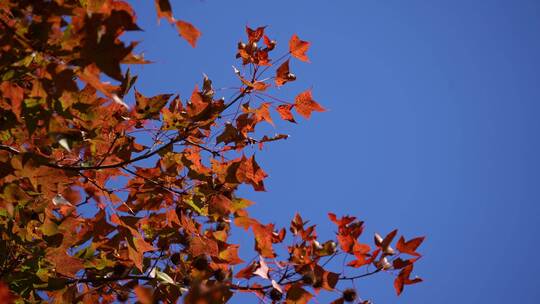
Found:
<box><xmin>0</xmin><ymin>0</ymin><xmax>424</xmax><ymax>303</ymax></box>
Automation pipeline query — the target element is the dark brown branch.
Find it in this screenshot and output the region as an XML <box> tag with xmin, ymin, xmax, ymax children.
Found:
<box><xmin>183</xmin><ymin>139</ymin><xmax>220</xmax><ymax>157</ymax></box>
<box><xmin>340</xmin><ymin>268</ymin><xmax>382</xmax><ymax>280</ymax></box>
<box><xmin>47</xmin><ymin>133</ymin><xmax>186</xmax><ymax>171</ymax></box>
<box><xmin>121</xmin><ymin>166</ymin><xmax>188</xmax><ymax>196</ymax></box>
<box><xmin>0</xmin><ymin>144</ymin><xmax>20</xmax><ymax>154</ymax></box>
<box><xmin>11</xmin><ymin>91</ymin><xmax>247</xmax><ymax>172</ymax></box>
<box><xmin>64</xmin><ymin>266</ymin><xmax>382</xmax><ymax>295</ymax></box>
<box><xmin>96</xmin><ymin>133</ymin><xmax>120</xmax><ymax>167</ymax></box>
<box><xmin>67</xmin><ymin>275</ymin><xmax>153</xmax><ymax>285</ymax></box>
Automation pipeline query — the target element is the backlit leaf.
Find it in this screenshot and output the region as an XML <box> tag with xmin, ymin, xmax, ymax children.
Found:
<box><xmin>396</xmin><ymin>236</ymin><xmax>424</xmax><ymax>257</ymax></box>
<box><xmin>289</xmin><ymin>34</ymin><xmax>311</xmax><ymax>62</ymax></box>
<box><xmin>276</xmin><ymin>104</ymin><xmax>296</xmax><ymax>123</ymax></box>
<box><xmin>285</xmin><ymin>284</ymin><xmax>312</xmax><ymax>304</ymax></box>
<box><xmin>246</xmin><ymin>26</ymin><xmax>266</xmax><ymax>43</ymax></box>
<box><xmin>155</xmin><ymin>0</ymin><xmax>173</xmax><ymax>22</ymax></box>
<box><xmin>294</xmin><ymin>89</ymin><xmax>325</xmax><ymax>119</ymax></box>
<box><xmin>275</xmin><ymin>59</ymin><xmax>296</xmax><ymax>86</ymax></box>
<box><xmin>176</xmin><ymin>20</ymin><xmax>201</xmax><ymax>47</ymax></box>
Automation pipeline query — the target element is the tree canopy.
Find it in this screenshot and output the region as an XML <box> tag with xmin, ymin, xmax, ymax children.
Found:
<box><xmin>0</xmin><ymin>0</ymin><xmax>424</xmax><ymax>303</ymax></box>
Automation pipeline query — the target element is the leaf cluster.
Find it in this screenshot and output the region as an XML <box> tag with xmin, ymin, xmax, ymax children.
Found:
<box><xmin>0</xmin><ymin>0</ymin><xmax>424</xmax><ymax>303</ymax></box>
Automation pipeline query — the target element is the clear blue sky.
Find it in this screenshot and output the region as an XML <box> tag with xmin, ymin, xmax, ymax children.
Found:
<box><xmin>127</xmin><ymin>1</ymin><xmax>540</xmax><ymax>302</ymax></box>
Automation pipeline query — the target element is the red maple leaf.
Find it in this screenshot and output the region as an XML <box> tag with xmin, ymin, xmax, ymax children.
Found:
<box><xmin>295</xmin><ymin>90</ymin><xmax>325</xmax><ymax>119</ymax></box>
<box><xmin>176</xmin><ymin>20</ymin><xmax>201</xmax><ymax>47</ymax></box>
<box><xmin>289</xmin><ymin>34</ymin><xmax>311</xmax><ymax>62</ymax></box>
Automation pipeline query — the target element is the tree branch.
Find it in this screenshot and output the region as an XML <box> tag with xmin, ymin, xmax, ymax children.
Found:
<box><xmin>0</xmin><ymin>144</ymin><xmax>20</xmax><ymax>154</ymax></box>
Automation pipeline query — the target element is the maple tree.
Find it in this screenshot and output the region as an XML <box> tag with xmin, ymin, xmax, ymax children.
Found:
<box><xmin>0</xmin><ymin>0</ymin><xmax>424</xmax><ymax>303</ymax></box>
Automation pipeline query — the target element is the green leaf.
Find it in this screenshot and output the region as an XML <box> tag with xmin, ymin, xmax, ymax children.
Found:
<box><xmin>185</xmin><ymin>197</ymin><xmax>203</xmax><ymax>215</ymax></box>
<box><xmin>41</xmin><ymin>219</ymin><xmax>58</xmax><ymax>236</ymax></box>
<box><xmin>36</xmin><ymin>268</ymin><xmax>49</xmax><ymax>282</ymax></box>
<box><xmin>231</xmin><ymin>197</ymin><xmax>255</xmax><ymax>212</ymax></box>
<box><xmin>155</xmin><ymin>270</ymin><xmax>175</xmax><ymax>284</ymax></box>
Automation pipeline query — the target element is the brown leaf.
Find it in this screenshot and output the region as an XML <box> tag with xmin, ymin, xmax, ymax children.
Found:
<box><xmin>380</xmin><ymin>229</ymin><xmax>398</xmax><ymax>252</ymax></box>
<box><xmin>46</xmin><ymin>249</ymin><xmax>85</xmax><ymax>277</ymax></box>
<box><xmin>0</xmin><ymin>82</ymin><xmax>24</xmax><ymax>120</ymax></box>
<box><xmin>216</xmin><ymin>123</ymin><xmax>243</xmax><ymax>145</ymax></box>
<box><xmin>275</xmin><ymin>59</ymin><xmax>296</xmax><ymax>86</ymax></box>
<box><xmin>133</xmin><ymin>90</ymin><xmax>173</xmax><ymax>119</ymax></box>
<box><xmin>176</xmin><ymin>20</ymin><xmax>201</xmax><ymax>47</ymax></box>
<box><xmin>154</xmin><ymin>0</ymin><xmax>173</xmax><ymax>22</ymax></box>
<box><xmin>392</xmin><ymin>257</ymin><xmax>413</xmax><ymax>270</ymax></box>
<box><xmin>330</xmin><ymin>298</ymin><xmax>345</xmax><ymax>304</ymax></box>
<box><xmin>312</xmin><ymin>265</ymin><xmax>340</xmax><ymax>291</ymax></box>
<box><xmin>285</xmin><ymin>284</ymin><xmax>313</xmax><ymax>304</ymax></box>
<box><xmin>246</xmin><ymin>26</ymin><xmax>266</xmax><ymax>43</ymax></box>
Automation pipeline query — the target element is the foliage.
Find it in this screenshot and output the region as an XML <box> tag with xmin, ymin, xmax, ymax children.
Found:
<box><xmin>0</xmin><ymin>0</ymin><xmax>424</xmax><ymax>303</ymax></box>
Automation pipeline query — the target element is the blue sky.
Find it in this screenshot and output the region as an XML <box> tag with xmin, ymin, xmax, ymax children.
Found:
<box><xmin>127</xmin><ymin>1</ymin><xmax>540</xmax><ymax>302</ymax></box>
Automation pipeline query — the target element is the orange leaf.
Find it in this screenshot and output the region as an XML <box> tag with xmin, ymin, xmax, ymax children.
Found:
<box><xmin>254</xmin><ymin>102</ymin><xmax>274</xmax><ymax>126</ymax></box>
<box><xmin>134</xmin><ymin>285</ymin><xmax>154</xmax><ymax>304</ymax></box>
<box><xmin>263</xmin><ymin>35</ymin><xmax>276</xmax><ymax>50</ymax></box>
<box><xmin>190</xmin><ymin>236</ymin><xmax>219</xmax><ymax>257</ymax></box>
<box><xmin>176</xmin><ymin>20</ymin><xmax>201</xmax><ymax>47</ymax></box>
<box><xmin>252</xmin><ymin>222</ymin><xmax>276</xmax><ymax>258</ymax></box>
<box><xmin>208</xmin><ymin>194</ymin><xmax>233</xmax><ymax>216</ymax></box>
<box><xmin>294</xmin><ymin>89</ymin><xmax>325</xmax><ymax>119</ymax></box>
<box><xmin>128</xmin><ymin>236</ymin><xmax>156</xmax><ymax>272</ymax></box>
<box><xmin>236</xmin><ymin>155</ymin><xmax>267</xmax><ymax>191</ymax></box>
<box><xmin>0</xmin><ymin>282</ymin><xmax>15</xmax><ymax>304</ymax></box>
<box><xmin>219</xmin><ymin>245</ymin><xmax>244</xmax><ymax>265</ymax></box>
<box><xmin>289</xmin><ymin>34</ymin><xmax>311</xmax><ymax>62</ymax></box>
<box><xmin>252</xmin><ymin>81</ymin><xmax>270</xmax><ymax>91</ymax></box>
<box><xmin>347</xmin><ymin>242</ymin><xmax>373</xmax><ymax>268</ymax></box>
<box><xmin>234</xmin><ymin>216</ymin><xmax>257</xmax><ymax>230</ymax></box>
<box><xmin>235</xmin><ymin>262</ymin><xmax>257</xmax><ymax>279</ymax></box>
<box><xmin>166</xmin><ymin>208</ymin><xmax>181</xmax><ymax>227</ymax></box>
<box><xmin>276</xmin><ymin>104</ymin><xmax>296</xmax><ymax>123</ymax></box>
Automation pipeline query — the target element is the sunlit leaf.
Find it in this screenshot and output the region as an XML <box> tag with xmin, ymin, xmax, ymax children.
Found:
<box><xmin>176</xmin><ymin>20</ymin><xmax>201</xmax><ymax>47</ymax></box>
